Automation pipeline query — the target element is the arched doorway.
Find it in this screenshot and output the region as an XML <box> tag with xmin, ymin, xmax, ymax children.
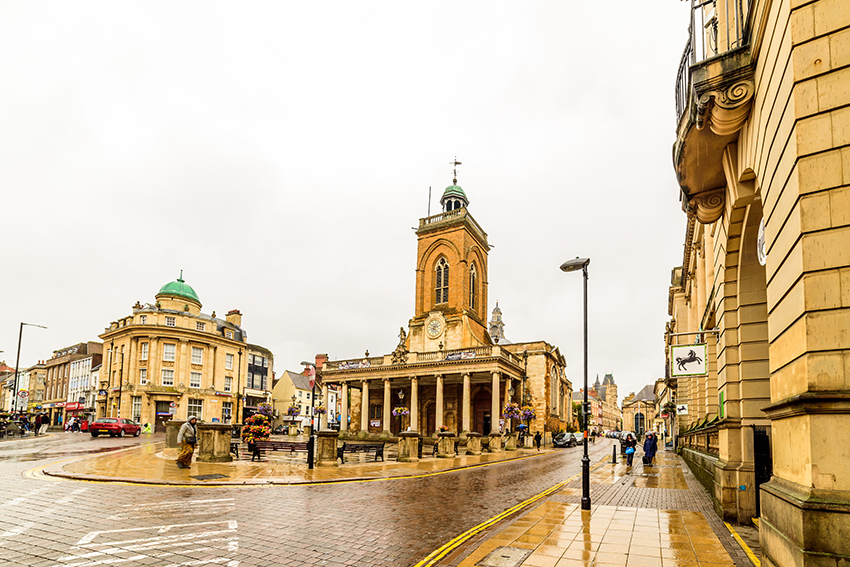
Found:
<box><xmin>473</xmin><ymin>387</ymin><xmax>491</xmax><ymax>434</ymax></box>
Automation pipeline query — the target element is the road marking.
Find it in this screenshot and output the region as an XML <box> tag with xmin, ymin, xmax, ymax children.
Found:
<box><xmin>4</xmin><ymin>485</ymin><xmax>51</xmax><ymax>506</ymax></box>
<box><xmin>0</xmin><ymin>522</ymin><xmax>34</xmax><ymax>538</ymax></box>
<box><xmin>725</xmin><ymin>521</ymin><xmax>761</xmax><ymax>567</ymax></box>
<box><xmin>53</xmin><ymin>521</ymin><xmax>240</xmax><ymax>567</ymax></box>
<box><xmin>57</xmin><ymin>487</ymin><xmax>89</xmax><ymax>504</ymax></box>
<box><xmin>121</xmin><ymin>498</ymin><xmax>235</xmax><ymax>508</ymax></box>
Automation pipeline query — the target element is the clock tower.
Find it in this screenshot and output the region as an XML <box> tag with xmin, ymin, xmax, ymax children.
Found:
<box><xmin>408</xmin><ymin>166</ymin><xmax>491</xmax><ymax>352</ymax></box>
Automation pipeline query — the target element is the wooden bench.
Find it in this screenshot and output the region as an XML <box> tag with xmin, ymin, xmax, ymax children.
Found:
<box><xmin>245</xmin><ymin>440</ymin><xmax>309</xmax><ymax>462</ymax></box>
<box><xmin>337</xmin><ymin>442</ymin><xmax>385</xmax><ymax>464</ymax></box>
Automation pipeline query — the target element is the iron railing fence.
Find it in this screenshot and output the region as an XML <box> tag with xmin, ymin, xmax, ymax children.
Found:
<box><xmin>675</xmin><ymin>0</ymin><xmax>752</xmax><ymax>123</ymax></box>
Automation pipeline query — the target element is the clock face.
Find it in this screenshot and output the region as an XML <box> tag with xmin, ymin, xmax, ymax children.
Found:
<box><xmin>427</xmin><ymin>319</ymin><xmax>443</xmax><ymax>338</ymax></box>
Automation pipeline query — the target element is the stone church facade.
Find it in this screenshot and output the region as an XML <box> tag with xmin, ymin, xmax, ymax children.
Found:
<box><xmin>319</xmin><ymin>173</ymin><xmax>572</xmax><ymax>444</ymax></box>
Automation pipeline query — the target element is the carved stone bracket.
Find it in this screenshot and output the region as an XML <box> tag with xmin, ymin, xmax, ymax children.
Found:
<box><xmin>696</xmin><ymin>80</ymin><xmax>755</xmax><ymax>136</ymax></box>
<box><xmin>688</xmin><ymin>188</ymin><xmax>726</xmax><ymax>224</ymax></box>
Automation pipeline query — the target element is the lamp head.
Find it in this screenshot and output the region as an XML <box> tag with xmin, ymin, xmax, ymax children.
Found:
<box><xmin>560</xmin><ymin>257</ymin><xmax>590</xmax><ymax>273</ymax></box>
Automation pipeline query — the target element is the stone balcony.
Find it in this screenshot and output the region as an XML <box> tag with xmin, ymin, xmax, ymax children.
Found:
<box><xmin>673</xmin><ymin>0</ymin><xmax>755</xmax><ymax>224</ymax></box>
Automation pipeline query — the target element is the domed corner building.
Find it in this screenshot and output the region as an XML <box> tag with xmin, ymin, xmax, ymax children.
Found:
<box><xmin>97</xmin><ymin>274</ymin><xmax>273</xmax><ymax>431</ymax></box>
<box><xmin>318</xmin><ymin>172</ymin><xmax>574</xmax><ymax>446</ymax></box>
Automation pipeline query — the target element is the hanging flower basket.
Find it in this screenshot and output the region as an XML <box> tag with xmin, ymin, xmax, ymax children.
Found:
<box><xmin>314</xmin><ymin>405</ymin><xmax>327</xmax><ymax>415</ymax></box>
<box><xmin>392</xmin><ymin>406</ymin><xmax>410</xmax><ymax>417</ymax></box>
<box><xmin>503</xmin><ymin>402</ymin><xmax>521</xmax><ymax>420</ymax></box>
<box><xmin>257</xmin><ymin>402</ymin><xmax>274</xmax><ymax>419</ymax></box>
<box><xmin>286</xmin><ymin>405</ymin><xmax>301</xmax><ymax>417</ymax></box>
<box><xmin>438</xmin><ymin>425</ymin><xmax>449</xmax><ymax>433</ymax></box>
<box><xmin>241</xmin><ymin>414</ymin><xmax>271</xmax><ymax>444</ymax></box>
<box><xmin>520</xmin><ymin>405</ymin><xmax>537</xmax><ymax>421</ymax></box>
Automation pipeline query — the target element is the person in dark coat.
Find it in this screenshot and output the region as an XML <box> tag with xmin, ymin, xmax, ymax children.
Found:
<box><xmin>534</xmin><ymin>431</ymin><xmax>542</xmax><ymax>451</ymax></box>
<box><xmin>643</xmin><ymin>432</ymin><xmax>658</xmax><ymax>466</ymax></box>
<box><xmin>624</xmin><ymin>433</ymin><xmax>637</xmax><ymax>466</ymax></box>
<box><xmin>33</xmin><ymin>413</ymin><xmax>42</xmax><ymax>436</ymax></box>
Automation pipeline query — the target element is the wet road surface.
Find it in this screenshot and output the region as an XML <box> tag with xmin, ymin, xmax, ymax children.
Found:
<box><xmin>0</xmin><ymin>433</ymin><xmax>606</xmax><ymax>566</ymax></box>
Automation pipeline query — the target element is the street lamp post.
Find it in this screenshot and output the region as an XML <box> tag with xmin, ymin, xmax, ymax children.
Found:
<box><xmin>301</xmin><ymin>361</ymin><xmax>319</xmax><ymax>469</ymax></box>
<box><xmin>12</xmin><ymin>322</ymin><xmax>47</xmax><ymax>414</ymax></box>
<box><xmin>560</xmin><ymin>257</ymin><xmax>591</xmax><ymax>511</ymax></box>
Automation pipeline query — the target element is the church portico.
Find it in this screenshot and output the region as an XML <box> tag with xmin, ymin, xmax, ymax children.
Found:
<box><xmin>322</xmin><ymin>345</ymin><xmax>523</xmax><ymax>437</ymax></box>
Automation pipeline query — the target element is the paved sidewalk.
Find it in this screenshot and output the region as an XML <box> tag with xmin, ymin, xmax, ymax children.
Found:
<box><xmin>41</xmin><ymin>438</ymin><xmax>558</xmax><ymax>485</ymax></box>
<box><xmin>431</xmin><ymin>450</ymin><xmax>761</xmax><ymax>567</ymax></box>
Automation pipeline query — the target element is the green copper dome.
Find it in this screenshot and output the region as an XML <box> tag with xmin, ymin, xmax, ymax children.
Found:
<box><xmin>157</xmin><ymin>274</ymin><xmax>201</xmax><ymax>304</ymax></box>
<box><xmin>442</xmin><ymin>184</ymin><xmax>467</xmax><ymax>201</ymax></box>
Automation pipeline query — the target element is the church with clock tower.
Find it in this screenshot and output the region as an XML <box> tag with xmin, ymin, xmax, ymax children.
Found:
<box><xmin>318</xmin><ymin>164</ymin><xmax>573</xmax><ymax>446</ymax></box>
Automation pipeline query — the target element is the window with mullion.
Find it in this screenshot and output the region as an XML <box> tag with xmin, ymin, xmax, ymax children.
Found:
<box><xmin>435</xmin><ymin>258</ymin><xmax>449</xmax><ymax>304</ymax></box>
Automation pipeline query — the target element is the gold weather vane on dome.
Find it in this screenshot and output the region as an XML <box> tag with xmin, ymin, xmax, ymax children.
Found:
<box><xmin>450</xmin><ymin>157</ymin><xmax>462</xmax><ymax>185</ymax></box>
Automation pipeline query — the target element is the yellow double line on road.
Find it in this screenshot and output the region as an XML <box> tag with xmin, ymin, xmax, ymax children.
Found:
<box><xmin>413</xmin><ymin>459</ymin><xmax>609</xmax><ymax>567</ymax></box>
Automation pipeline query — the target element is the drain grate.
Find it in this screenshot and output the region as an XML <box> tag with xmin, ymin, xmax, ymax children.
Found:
<box><xmin>476</xmin><ymin>546</ymin><xmax>532</xmax><ymax>567</ymax></box>
<box><xmin>190</xmin><ymin>474</ymin><xmax>230</xmax><ymax>480</ymax></box>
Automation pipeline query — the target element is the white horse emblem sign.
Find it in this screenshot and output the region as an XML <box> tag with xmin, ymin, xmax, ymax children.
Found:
<box><xmin>671</xmin><ymin>344</ymin><xmax>707</xmax><ymax>377</ymax></box>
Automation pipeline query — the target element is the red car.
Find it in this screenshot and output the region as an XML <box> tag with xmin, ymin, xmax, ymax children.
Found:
<box><xmin>90</xmin><ymin>418</ymin><xmax>141</xmax><ymax>437</ymax></box>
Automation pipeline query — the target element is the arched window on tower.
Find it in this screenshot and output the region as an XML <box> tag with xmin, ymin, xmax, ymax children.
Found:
<box><xmin>435</xmin><ymin>258</ymin><xmax>449</xmax><ymax>304</ymax></box>
<box><xmin>469</xmin><ymin>263</ymin><xmax>477</xmax><ymax>311</ymax></box>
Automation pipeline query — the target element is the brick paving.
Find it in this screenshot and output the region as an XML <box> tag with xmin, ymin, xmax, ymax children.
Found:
<box><xmin>0</xmin><ymin>434</ymin><xmax>759</xmax><ymax>567</ymax></box>
<box><xmin>436</xmin><ymin>448</ymin><xmax>761</xmax><ymax>567</ymax></box>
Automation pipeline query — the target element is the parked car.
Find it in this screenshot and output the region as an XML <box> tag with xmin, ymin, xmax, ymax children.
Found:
<box><xmin>553</xmin><ymin>432</ymin><xmax>577</xmax><ymax>448</ymax></box>
<box><xmin>90</xmin><ymin>418</ymin><xmax>141</xmax><ymax>438</ymax></box>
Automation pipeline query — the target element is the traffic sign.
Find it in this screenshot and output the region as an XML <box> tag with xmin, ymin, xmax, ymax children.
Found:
<box><xmin>169</xmin><ymin>402</ymin><xmax>177</xmax><ymax>408</ymax></box>
<box><xmin>17</xmin><ymin>390</ymin><xmax>29</xmax><ymax>398</ymax></box>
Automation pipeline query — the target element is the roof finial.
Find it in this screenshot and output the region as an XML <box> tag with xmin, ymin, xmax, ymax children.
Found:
<box><xmin>179</xmin><ymin>269</ymin><xmax>184</xmax><ymax>283</ymax></box>
<box><xmin>450</xmin><ymin>156</ymin><xmax>462</xmax><ymax>185</ymax></box>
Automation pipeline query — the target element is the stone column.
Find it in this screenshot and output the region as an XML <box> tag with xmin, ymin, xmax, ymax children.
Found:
<box><xmin>382</xmin><ymin>379</ymin><xmax>391</xmax><ymax>434</ymax></box>
<box><xmin>360</xmin><ymin>380</ymin><xmax>369</xmax><ymax>433</ymax></box>
<box><xmin>410</xmin><ymin>377</ymin><xmax>419</xmax><ymax>431</ymax></box>
<box><xmin>436</xmin><ymin>374</ymin><xmax>444</xmax><ymax>432</ymax></box>
<box><xmin>321</xmin><ymin>384</ymin><xmax>329</xmax><ymax>430</ymax></box>
<box><xmin>340</xmin><ymin>382</ymin><xmax>349</xmax><ymax>433</ymax></box>
<box><xmin>491</xmin><ymin>372</ymin><xmax>500</xmax><ymax>432</ymax></box>
<box><xmin>462</xmin><ymin>373</ymin><xmax>471</xmax><ymax>434</ymax></box>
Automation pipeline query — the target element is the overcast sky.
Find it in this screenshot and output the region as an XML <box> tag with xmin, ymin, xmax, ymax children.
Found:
<box><xmin>1</xmin><ymin>2</ymin><xmax>692</xmax><ymax>403</ymax></box>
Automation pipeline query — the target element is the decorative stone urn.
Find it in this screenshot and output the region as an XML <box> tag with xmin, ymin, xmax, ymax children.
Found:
<box><xmin>465</xmin><ymin>432</ymin><xmax>482</xmax><ymax>455</ymax></box>
<box><xmin>437</xmin><ymin>431</ymin><xmax>456</xmax><ymax>458</ymax></box>
<box><xmin>315</xmin><ymin>430</ymin><xmax>340</xmax><ymax>467</ymax></box>
<box><xmin>398</xmin><ymin>430</ymin><xmax>420</xmax><ymax>462</ymax></box>
<box><xmin>505</xmin><ymin>432</ymin><xmax>518</xmax><ymax>451</ymax></box>
<box><xmin>195</xmin><ymin>423</ymin><xmax>233</xmax><ymax>463</ymax></box>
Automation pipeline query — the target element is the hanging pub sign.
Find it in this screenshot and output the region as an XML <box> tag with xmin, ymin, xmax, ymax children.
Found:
<box><xmin>670</xmin><ymin>344</ymin><xmax>707</xmax><ymax>377</ymax></box>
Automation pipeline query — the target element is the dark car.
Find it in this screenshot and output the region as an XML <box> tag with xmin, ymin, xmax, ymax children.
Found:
<box><xmin>90</xmin><ymin>418</ymin><xmax>141</xmax><ymax>438</ymax></box>
<box><xmin>553</xmin><ymin>432</ymin><xmax>576</xmax><ymax>448</ymax></box>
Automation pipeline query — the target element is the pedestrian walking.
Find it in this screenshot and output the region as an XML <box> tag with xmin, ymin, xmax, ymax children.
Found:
<box><xmin>534</xmin><ymin>431</ymin><xmax>542</xmax><ymax>451</ymax></box>
<box><xmin>142</xmin><ymin>422</ymin><xmax>152</xmax><ymax>434</ymax></box>
<box><xmin>39</xmin><ymin>414</ymin><xmax>49</xmax><ymax>435</ymax></box>
<box><xmin>643</xmin><ymin>432</ymin><xmax>658</xmax><ymax>467</ymax></box>
<box><xmin>624</xmin><ymin>433</ymin><xmax>636</xmax><ymax>466</ymax></box>
<box><xmin>176</xmin><ymin>416</ymin><xmax>198</xmax><ymax>469</ymax></box>
<box><xmin>33</xmin><ymin>413</ymin><xmax>42</xmax><ymax>436</ymax></box>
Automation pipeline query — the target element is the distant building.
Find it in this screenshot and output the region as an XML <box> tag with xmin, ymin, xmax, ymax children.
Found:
<box><xmin>621</xmin><ymin>385</ymin><xmax>656</xmax><ymax>436</ymax></box>
<box><xmin>43</xmin><ymin>342</ymin><xmax>103</xmax><ymax>426</ymax></box>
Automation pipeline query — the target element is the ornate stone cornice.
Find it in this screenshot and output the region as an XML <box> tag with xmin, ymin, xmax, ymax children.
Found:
<box><xmin>696</xmin><ymin>80</ymin><xmax>755</xmax><ymax>136</ymax></box>
<box><xmin>687</xmin><ymin>188</ymin><xmax>726</xmax><ymax>224</ymax></box>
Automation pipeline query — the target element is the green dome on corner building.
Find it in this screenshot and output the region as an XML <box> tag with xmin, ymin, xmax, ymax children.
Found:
<box><xmin>156</xmin><ymin>273</ymin><xmax>201</xmax><ymax>305</ymax></box>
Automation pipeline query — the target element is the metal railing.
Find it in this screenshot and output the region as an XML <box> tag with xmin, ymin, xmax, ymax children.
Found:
<box><xmin>675</xmin><ymin>0</ymin><xmax>751</xmax><ymax>124</ymax></box>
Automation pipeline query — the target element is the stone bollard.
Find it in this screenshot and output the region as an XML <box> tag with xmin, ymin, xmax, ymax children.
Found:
<box><xmin>315</xmin><ymin>430</ymin><xmax>340</xmax><ymax>467</ymax></box>
<box><xmin>465</xmin><ymin>432</ymin><xmax>482</xmax><ymax>455</ymax></box>
<box><xmin>437</xmin><ymin>431</ymin><xmax>456</xmax><ymax>458</ymax></box>
<box><xmin>165</xmin><ymin>420</ymin><xmax>185</xmax><ymax>448</ymax></box>
<box><xmin>196</xmin><ymin>423</ymin><xmax>234</xmax><ymax>462</ymax></box>
<box><xmin>505</xmin><ymin>432</ymin><xmax>518</xmax><ymax>451</ymax></box>
<box><xmin>487</xmin><ymin>433</ymin><xmax>503</xmax><ymax>453</ymax></box>
<box><xmin>397</xmin><ymin>430</ymin><xmax>420</xmax><ymax>462</ymax></box>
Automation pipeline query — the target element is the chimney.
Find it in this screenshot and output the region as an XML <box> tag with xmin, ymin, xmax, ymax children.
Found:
<box><xmin>314</xmin><ymin>354</ymin><xmax>328</xmax><ymax>372</ymax></box>
<box><xmin>226</xmin><ymin>309</ymin><xmax>242</xmax><ymax>327</ymax></box>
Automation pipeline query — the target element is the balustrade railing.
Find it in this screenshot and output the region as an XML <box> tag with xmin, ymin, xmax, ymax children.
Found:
<box><xmin>325</xmin><ymin>345</ymin><xmax>517</xmax><ymax>370</ymax></box>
